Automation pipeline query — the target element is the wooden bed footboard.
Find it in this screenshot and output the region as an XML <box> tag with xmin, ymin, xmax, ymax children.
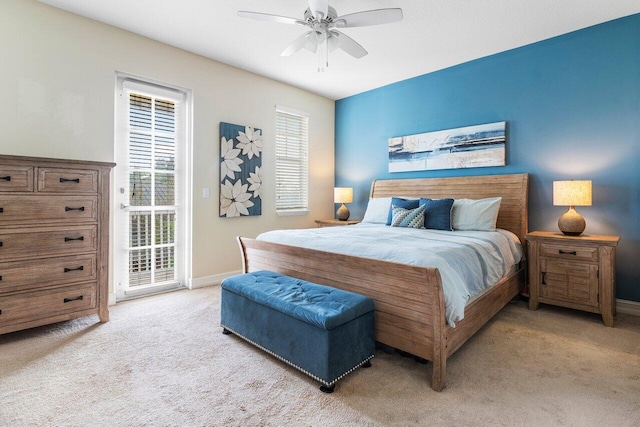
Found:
<box><xmin>237</xmin><ymin>236</ymin><xmax>450</xmax><ymax>391</ymax></box>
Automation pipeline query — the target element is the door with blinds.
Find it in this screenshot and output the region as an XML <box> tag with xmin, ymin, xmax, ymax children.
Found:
<box><xmin>115</xmin><ymin>77</ymin><xmax>190</xmax><ymax>301</ymax></box>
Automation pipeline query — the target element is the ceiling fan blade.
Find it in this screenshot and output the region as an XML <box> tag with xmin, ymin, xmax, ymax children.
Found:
<box><xmin>336</xmin><ymin>8</ymin><xmax>403</xmax><ymax>28</ymax></box>
<box><xmin>308</xmin><ymin>0</ymin><xmax>329</xmax><ymax>19</ymax></box>
<box><xmin>281</xmin><ymin>31</ymin><xmax>314</xmax><ymax>56</ymax></box>
<box><xmin>331</xmin><ymin>31</ymin><xmax>367</xmax><ymax>58</ymax></box>
<box><xmin>238</xmin><ymin>11</ymin><xmax>305</xmax><ymax>26</ymax></box>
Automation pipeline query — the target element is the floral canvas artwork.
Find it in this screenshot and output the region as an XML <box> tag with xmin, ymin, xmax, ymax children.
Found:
<box><xmin>220</xmin><ymin>122</ymin><xmax>262</xmax><ymax>217</ymax></box>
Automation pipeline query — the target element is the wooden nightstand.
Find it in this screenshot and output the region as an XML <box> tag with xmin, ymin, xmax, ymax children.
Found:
<box><xmin>314</xmin><ymin>219</ymin><xmax>360</xmax><ymax>228</ymax></box>
<box><xmin>525</xmin><ymin>231</ymin><xmax>620</xmax><ymax>326</ymax></box>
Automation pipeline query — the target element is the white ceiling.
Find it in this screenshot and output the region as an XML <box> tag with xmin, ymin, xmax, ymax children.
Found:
<box><xmin>39</xmin><ymin>0</ymin><xmax>640</xmax><ymax>100</ymax></box>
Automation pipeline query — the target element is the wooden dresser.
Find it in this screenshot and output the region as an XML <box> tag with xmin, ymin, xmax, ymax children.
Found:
<box><xmin>0</xmin><ymin>155</ymin><xmax>114</xmax><ymax>335</ymax></box>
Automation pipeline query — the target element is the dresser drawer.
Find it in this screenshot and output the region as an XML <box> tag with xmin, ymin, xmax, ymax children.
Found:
<box><xmin>0</xmin><ymin>195</ymin><xmax>97</xmax><ymax>224</ymax></box>
<box><xmin>0</xmin><ymin>254</ymin><xmax>97</xmax><ymax>293</ymax></box>
<box><xmin>0</xmin><ymin>165</ymin><xmax>34</xmax><ymax>192</ymax></box>
<box><xmin>0</xmin><ymin>225</ymin><xmax>97</xmax><ymax>261</ymax></box>
<box><xmin>0</xmin><ymin>282</ymin><xmax>97</xmax><ymax>326</ymax></box>
<box><xmin>539</xmin><ymin>242</ymin><xmax>598</xmax><ymax>262</ymax></box>
<box><xmin>37</xmin><ymin>168</ymin><xmax>98</xmax><ymax>193</ymax></box>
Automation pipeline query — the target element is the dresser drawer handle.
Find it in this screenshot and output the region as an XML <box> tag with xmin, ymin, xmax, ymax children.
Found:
<box><xmin>64</xmin><ymin>236</ymin><xmax>85</xmax><ymax>242</ymax></box>
<box><xmin>60</xmin><ymin>178</ymin><xmax>80</xmax><ymax>183</ymax></box>
<box><xmin>0</xmin><ymin>176</ymin><xmax>10</xmax><ymax>181</ymax></box>
<box><xmin>65</xmin><ymin>206</ymin><xmax>85</xmax><ymax>212</ymax></box>
<box><xmin>63</xmin><ymin>295</ymin><xmax>84</xmax><ymax>303</ymax></box>
<box><xmin>558</xmin><ymin>250</ymin><xmax>577</xmax><ymax>256</ymax></box>
<box><xmin>0</xmin><ymin>275</ymin><xmax>2</xmax><ymax>281</ymax></box>
<box><xmin>541</xmin><ymin>271</ymin><xmax>546</xmax><ymax>285</ymax></box>
<box><xmin>0</xmin><ymin>208</ymin><xmax>3</xmax><ymax>213</ymax></box>
<box><xmin>64</xmin><ymin>266</ymin><xmax>84</xmax><ymax>273</ymax></box>
<box><xmin>0</xmin><ymin>241</ymin><xmax>3</xmax><ymax>247</ymax></box>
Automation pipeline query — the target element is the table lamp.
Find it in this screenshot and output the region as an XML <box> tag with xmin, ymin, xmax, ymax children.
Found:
<box><xmin>334</xmin><ymin>187</ymin><xmax>353</xmax><ymax>221</ymax></box>
<box><xmin>553</xmin><ymin>180</ymin><xmax>592</xmax><ymax>236</ymax></box>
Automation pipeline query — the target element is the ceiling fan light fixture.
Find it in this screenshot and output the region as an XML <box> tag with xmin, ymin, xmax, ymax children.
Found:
<box><xmin>239</xmin><ymin>0</ymin><xmax>403</xmax><ymax>70</ymax></box>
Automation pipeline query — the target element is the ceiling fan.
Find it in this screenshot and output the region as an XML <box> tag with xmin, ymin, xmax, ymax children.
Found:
<box><xmin>238</xmin><ymin>0</ymin><xmax>403</xmax><ymax>71</ymax></box>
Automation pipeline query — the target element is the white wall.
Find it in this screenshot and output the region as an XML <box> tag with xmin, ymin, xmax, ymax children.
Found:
<box><xmin>0</xmin><ymin>0</ymin><xmax>335</xmax><ymax>291</ymax></box>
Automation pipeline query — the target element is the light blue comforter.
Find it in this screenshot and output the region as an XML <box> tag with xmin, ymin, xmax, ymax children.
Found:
<box><xmin>257</xmin><ymin>223</ymin><xmax>523</xmax><ymax>326</ymax></box>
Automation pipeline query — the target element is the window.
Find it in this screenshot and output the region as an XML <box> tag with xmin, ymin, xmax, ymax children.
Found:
<box><xmin>275</xmin><ymin>106</ymin><xmax>309</xmax><ymax>215</ymax></box>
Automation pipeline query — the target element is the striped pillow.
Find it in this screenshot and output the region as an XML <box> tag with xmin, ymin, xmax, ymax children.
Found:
<box><xmin>390</xmin><ymin>204</ymin><xmax>426</xmax><ymax>229</ymax></box>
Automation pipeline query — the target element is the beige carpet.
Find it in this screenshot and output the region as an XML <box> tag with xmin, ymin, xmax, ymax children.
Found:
<box><xmin>1</xmin><ymin>285</ymin><xmax>639</xmax><ymax>426</ymax></box>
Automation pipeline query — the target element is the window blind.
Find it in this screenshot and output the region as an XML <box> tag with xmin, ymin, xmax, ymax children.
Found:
<box><xmin>275</xmin><ymin>107</ymin><xmax>309</xmax><ymax>212</ymax></box>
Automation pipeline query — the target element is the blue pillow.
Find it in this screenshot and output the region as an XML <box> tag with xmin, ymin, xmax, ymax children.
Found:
<box><xmin>390</xmin><ymin>204</ymin><xmax>426</xmax><ymax>229</ymax></box>
<box><xmin>419</xmin><ymin>198</ymin><xmax>454</xmax><ymax>231</ymax></box>
<box><xmin>386</xmin><ymin>197</ymin><xmax>419</xmax><ymax>225</ymax></box>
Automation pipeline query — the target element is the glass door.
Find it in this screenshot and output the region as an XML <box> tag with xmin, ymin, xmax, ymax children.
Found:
<box><xmin>115</xmin><ymin>79</ymin><xmax>188</xmax><ymax>301</ymax></box>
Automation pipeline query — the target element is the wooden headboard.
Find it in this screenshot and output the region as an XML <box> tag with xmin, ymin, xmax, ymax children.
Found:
<box><xmin>370</xmin><ymin>173</ymin><xmax>529</xmax><ymax>247</ymax></box>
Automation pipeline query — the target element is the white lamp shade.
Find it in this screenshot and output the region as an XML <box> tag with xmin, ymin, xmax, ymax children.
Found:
<box><xmin>553</xmin><ymin>180</ymin><xmax>592</xmax><ymax>206</ymax></box>
<box><xmin>334</xmin><ymin>187</ymin><xmax>353</xmax><ymax>204</ymax></box>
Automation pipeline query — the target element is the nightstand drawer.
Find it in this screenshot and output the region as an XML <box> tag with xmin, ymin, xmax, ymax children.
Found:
<box><xmin>539</xmin><ymin>243</ymin><xmax>598</xmax><ymax>262</ymax></box>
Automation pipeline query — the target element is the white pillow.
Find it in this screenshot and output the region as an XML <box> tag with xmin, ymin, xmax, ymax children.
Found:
<box><xmin>361</xmin><ymin>197</ymin><xmax>392</xmax><ymax>224</ymax></box>
<box><xmin>452</xmin><ymin>197</ymin><xmax>502</xmax><ymax>231</ymax></box>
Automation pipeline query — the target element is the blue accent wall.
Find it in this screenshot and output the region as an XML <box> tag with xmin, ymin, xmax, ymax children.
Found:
<box><xmin>335</xmin><ymin>14</ymin><xmax>640</xmax><ymax>302</ymax></box>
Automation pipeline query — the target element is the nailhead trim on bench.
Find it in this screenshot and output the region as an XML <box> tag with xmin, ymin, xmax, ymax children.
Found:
<box><xmin>221</xmin><ymin>324</ymin><xmax>374</xmax><ymax>387</ymax></box>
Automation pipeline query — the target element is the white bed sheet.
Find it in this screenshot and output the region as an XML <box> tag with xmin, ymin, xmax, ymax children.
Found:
<box><xmin>257</xmin><ymin>223</ymin><xmax>524</xmax><ymax>327</ymax></box>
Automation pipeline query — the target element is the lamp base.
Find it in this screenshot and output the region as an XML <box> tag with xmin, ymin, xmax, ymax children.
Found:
<box><xmin>558</xmin><ymin>206</ymin><xmax>586</xmax><ymax>236</ymax></box>
<box><xmin>336</xmin><ymin>204</ymin><xmax>350</xmax><ymax>221</ymax></box>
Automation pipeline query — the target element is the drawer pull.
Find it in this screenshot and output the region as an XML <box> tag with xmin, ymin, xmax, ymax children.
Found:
<box><xmin>558</xmin><ymin>250</ymin><xmax>577</xmax><ymax>256</ymax></box>
<box><xmin>0</xmin><ymin>176</ymin><xmax>11</xmax><ymax>181</ymax></box>
<box><xmin>0</xmin><ymin>208</ymin><xmax>3</xmax><ymax>213</ymax></box>
<box><xmin>64</xmin><ymin>266</ymin><xmax>84</xmax><ymax>273</ymax></box>
<box><xmin>0</xmin><ymin>275</ymin><xmax>2</xmax><ymax>281</ymax></box>
<box><xmin>0</xmin><ymin>241</ymin><xmax>3</xmax><ymax>247</ymax></box>
<box><xmin>63</xmin><ymin>295</ymin><xmax>84</xmax><ymax>303</ymax></box>
<box><xmin>60</xmin><ymin>178</ymin><xmax>80</xmax><ymax>183</ymax></box>
<box><xmin>64</xmin><ymin>236</ymin><xmax>85</xmax><ymax>242</ymax></box>
<box><xmin>65</xmin><ymin>206</ymin><xmax>85</xmax><ymax>212</ymax></box>
<box><xmin>541</xmin><ymin>272</ymin><xmax>546</xmax><ymax>285</ymax></box>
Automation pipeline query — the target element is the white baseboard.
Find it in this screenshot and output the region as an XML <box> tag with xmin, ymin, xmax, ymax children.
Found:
<box><xmin>617</xmin><ymin>299</ymin><xmax>640</xmax><ymax>317</ymax></box>
<box><xmin>108</xmin><ymin>271</ymin><xmax>240</xmax><ymax>305</ymax></box>
<box><xmin>108</xmin><ymin>278</ymin><xmax>639</xmax><ymax>316</ymax></box>
<box><xmin>189</xmin><ymin>270</ymin><xmax>242</xmax><ymax>289</ymax></box>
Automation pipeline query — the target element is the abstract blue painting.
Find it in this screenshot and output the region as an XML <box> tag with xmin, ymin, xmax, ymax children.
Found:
<box><xmin>389</xmin><ymin>121</ymin><xmax>506</xmax><ymax>172</ymax></box>
<box><xmin>220</xmin><ymin>122</ymin><xmax>262</xmax><ymax>217</ymax></box>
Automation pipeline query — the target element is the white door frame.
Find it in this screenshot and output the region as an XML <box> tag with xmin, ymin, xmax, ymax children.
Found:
<box><xmin>113</xmin><ymin>73</ymin><xmax>192</xmax><ymax>302</ymax></box>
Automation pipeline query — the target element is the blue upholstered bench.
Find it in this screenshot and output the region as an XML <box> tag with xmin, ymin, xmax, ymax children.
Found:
<box><xmin>220</xmin><ymin>270</ymin><xmax>375</xmax><ymax>393</ymax></box>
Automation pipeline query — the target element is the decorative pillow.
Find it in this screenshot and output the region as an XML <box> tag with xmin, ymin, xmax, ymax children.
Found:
<box><xmin>386</xmin><ymin>197</ymin><xmax>419</xmax><ymax>225</ymax></box>
<box><xmin>419</xmin><ymin>198</ymin><xmax>454</xmax><ymax>231</ymax></box>
<box><xmin>451</xmin><ymin>197</ymin><xmax>502</xmax><ymax>231</ymax></box>
<box><xmin>390</xmin><ymin>204</ymin><xmax>426</xmax><ymax>229</ymax></box>
<box><xmin>361</xmin><ymin>197</ymin><xmax>392</xmax><ymax>224</ymax></box>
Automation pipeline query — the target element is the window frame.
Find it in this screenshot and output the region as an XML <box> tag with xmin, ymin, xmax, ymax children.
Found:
<box><xmin>275</xmin><ymin>105</ymin><xmax>309</xmax><ymax>216</ymax></box>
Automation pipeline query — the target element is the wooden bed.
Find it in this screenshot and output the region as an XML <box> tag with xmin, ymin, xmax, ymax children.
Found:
<box><xmin>237</xmin><ymin>173</ymin><xmax>529</xmax><ymax>391</ymax></box>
